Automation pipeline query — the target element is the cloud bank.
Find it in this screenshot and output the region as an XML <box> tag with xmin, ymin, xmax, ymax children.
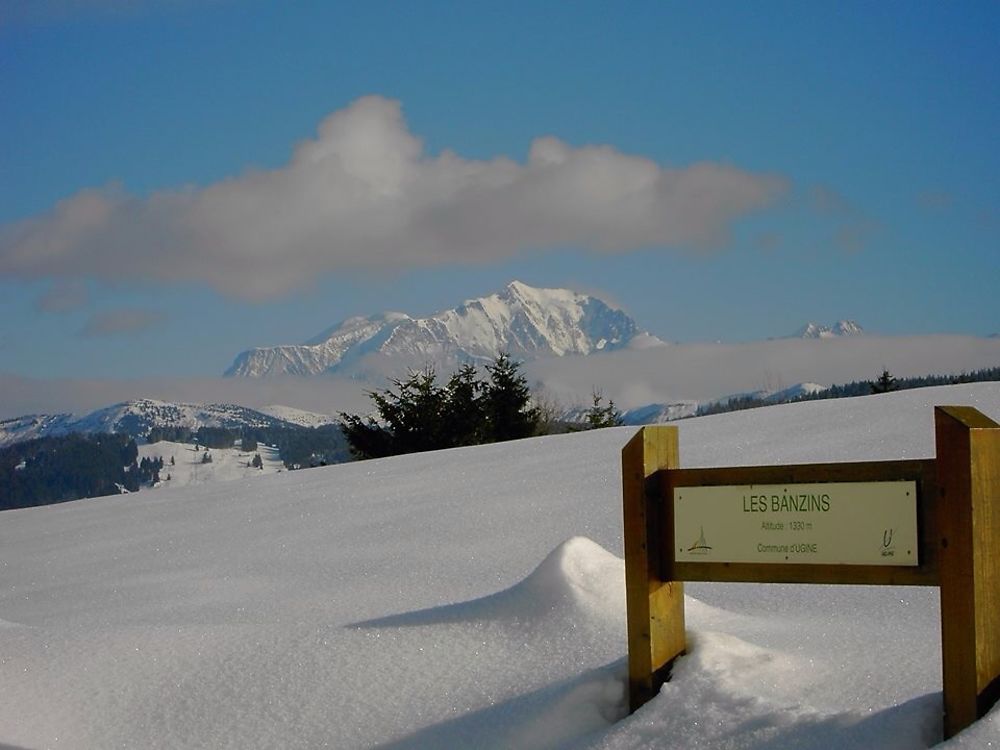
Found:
<box><xmin>0</xmin><ymin>96</ymin><xmax>788</xmax><ymax>299</ymax></box>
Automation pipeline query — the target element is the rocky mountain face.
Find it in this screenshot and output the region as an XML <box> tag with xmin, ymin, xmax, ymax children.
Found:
<box><xmin>792</xmin><ymin>320</ymin><xmax>864</xmax><ymax>339</ymax></box>
<box><xmin>225</xmin><ymin>281</ymin><xmax>654</xmax><ymax>378</ymax></box>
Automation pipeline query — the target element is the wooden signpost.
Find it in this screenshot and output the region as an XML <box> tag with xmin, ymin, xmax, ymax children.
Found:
<box><xmin>622</xmin><ymin>405</ymin><xmax>1000</xmax><ymax>739</ymax></box>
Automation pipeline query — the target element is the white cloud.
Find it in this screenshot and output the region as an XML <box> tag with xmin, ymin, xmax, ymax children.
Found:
<box><xmin>0</xmin><ymin>96</ymin><xmax>788</xmax><ymax>300</ymax></box>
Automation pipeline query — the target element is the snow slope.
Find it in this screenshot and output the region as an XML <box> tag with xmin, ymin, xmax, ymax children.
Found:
<box><xmin>1</xmin><ymin>384</ymin><xmax>998</xmax><ymax>749</ymax></box>
<box><xmin>0</xmin><ymin>413</ymin><xmax>74</xmax><ymax>449</ymax></box>
<box><xmin>137</xmin><ymin>441</ymin><xmax>284</xmax><ymax>488</ymax></box>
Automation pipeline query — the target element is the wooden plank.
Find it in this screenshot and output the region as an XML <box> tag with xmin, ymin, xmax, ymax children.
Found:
<box><xmin>623</xmin><ymin>426</ymin><xmax>686</xmax><ymax>712</ymax></box>
<box><xmin>973</xmin><ymin>426</ymin><xmax>1000</xmax><ymax>720</ymax></box>
<box><xmin>660</xmin><ymin>460</ymin><xmax>940</xmax><ymax>585</ymax></box>
<box><xmin>937</xmin><ymin>406</ymin><xmax>1000</xmax><ymax>738</ymax></box>
<box><xmin>666</xmin><ymin>459</ymin><xmax>934</xmax><ymax>487</ymax></box>
<box><xmin>671</xmin><ymin>561</ymin><xmax>938</xmax><ymax>586</ymax></box>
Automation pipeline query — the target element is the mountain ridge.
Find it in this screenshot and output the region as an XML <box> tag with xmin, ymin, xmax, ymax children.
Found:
<box><xmin>225</xmin><ymin>280</ymin><xmax>657</xmax><ymax>378</ymax></box>
<box><xmin>792</xmin><ymin>320</ymin><xmax>864</xmax><ymax>339</ymax></box>
<box><xmin>0</xmin><ymin>399</ymin><xmax>310</xmax><ymax>449</ymax></box>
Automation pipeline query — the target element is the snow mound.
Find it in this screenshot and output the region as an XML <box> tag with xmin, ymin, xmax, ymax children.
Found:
<box><xmin>354</xmin><ymin>536</ymin><xmax>624</xmax><ymax>631</ymax></box>
<box><xmin>505</xmin><ymin>536</ymin><xmax>625</xmax><ymax>622</ymax></box>
<box><xmin>362</xmin><ymin>538</ymin><xmax>632</xmax><ymax>750</ymax></box>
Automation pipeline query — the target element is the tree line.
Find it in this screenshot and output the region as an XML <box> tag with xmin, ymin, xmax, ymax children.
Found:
<box><xmin>339</xmin><ymin>354</ymin><xmax>625</xmax><ymax>460</ymax></box>
<box><xmin>1</xmin><ymin>433</ymin><xmax>141</xmax><ymax>510</ymax></box>
<box><xmin>695</xmin><ymin>366</ymin><xmax>1000</xmax><ymax>417</ymax></box>
<box><xmin>340</xmin><ymin>354</ymin><xmax>541</xmax><ymax>459</ymax></box>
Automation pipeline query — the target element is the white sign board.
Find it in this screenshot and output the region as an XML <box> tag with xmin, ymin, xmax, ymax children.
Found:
<box><xmin>673</xmin><ymin>481</ymin><xmax>918</xmax><ymax>566</ymax></box>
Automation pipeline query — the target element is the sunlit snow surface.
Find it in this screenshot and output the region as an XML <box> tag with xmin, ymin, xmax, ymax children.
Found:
<box><xmin>1</xmin><ymin>384</ymin><xmax>998</xmax><ymax>749</ymax></box>
<box><xmin>137</xmin><ymin>441</ymin><xmax>285</xmax><ymax>489</ymax></box>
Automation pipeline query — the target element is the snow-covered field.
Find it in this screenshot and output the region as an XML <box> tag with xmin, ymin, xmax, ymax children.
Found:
<box><xmin>137</xmin><ymin>441</ymin><xmax>284</xmax><ymax>489</ymax></box>
<box><xmin>1</xmin><ymin>384</ymin><xmax>998</xmax><ymax>749</ymax></box>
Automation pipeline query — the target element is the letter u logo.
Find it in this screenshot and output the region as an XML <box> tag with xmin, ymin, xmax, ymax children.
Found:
<box><xmin>883</xmin><ymin>529</ymin><xmax>894</xmax><ymax>549</ymax></box>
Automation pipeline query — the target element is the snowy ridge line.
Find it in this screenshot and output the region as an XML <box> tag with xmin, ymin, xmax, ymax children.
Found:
<box><xmin>790</xmin><ymin>320</ymin><xmax>865</xmax><ymax>339</ymax></box>
<box><xmin>0</xmin><ymin>398</ymin><xmax>331</xmax><ymax>449</ymax></box>
<box><xmin>224</xmin><ymin>280</ymin><xmax>659</xmax><ymax>377</ymax></box>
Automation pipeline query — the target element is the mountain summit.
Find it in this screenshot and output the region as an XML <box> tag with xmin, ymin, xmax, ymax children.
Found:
<box><xmin>225</xmin><ymin>281</ymin><xmax>653</xmax><ymax>378</ymax></box>
<box><xmin>791</xmin><ymin>320</ymin><xmax>864</xmax><ymax>339</ymax></box>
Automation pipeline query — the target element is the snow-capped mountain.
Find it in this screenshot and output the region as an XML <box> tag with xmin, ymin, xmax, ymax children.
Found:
<box><xmin>792</xmin><ymin>320</ymin><xmax>864</xmax><ymax>338</ymax></box>
<box><xmin>226</xmin><ymin>313</ymin><xmax>406</xmax><ymax>379</ymax></box>
<box><xmin>225</xmin><ymin>281</ymin><xmax>654</xmax><ymax>378</ymax></box>
<box><xmin>0</xmin><ymin>399</ymin><xmax>304</xmax><ymax>448</ymax></box>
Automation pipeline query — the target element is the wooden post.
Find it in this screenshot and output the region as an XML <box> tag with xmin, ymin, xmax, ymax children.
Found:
<box><xmin>936</xmin><ymin>406</ymin><xmax>1000</xmax><ymax>738</ymax></box>
<box><xmin>623</xmin><ymin>426</ymin><xmax>686</xmax><ymax>711</ymax></box>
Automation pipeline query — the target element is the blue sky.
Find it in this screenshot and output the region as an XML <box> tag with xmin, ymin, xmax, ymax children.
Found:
<box><xmin>1</xmin><ymin>0</ymin><xmax>998</xmax><ymax>381</ymax></box>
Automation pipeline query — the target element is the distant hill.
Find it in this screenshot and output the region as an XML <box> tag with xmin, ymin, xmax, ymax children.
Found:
<box><xmin>0</xmin><ymin>399</ymin><xmax>352</xmax><ymax>508</ymax></box>
<box><xmin>0</xmin><ymin>399</ymin><xmax>350</xmax><ymax>469</ymax></box>
<box><xmin>0</xmin><ymin>399</ymin><xmax>296</xmax><ymax>449</ymax></box>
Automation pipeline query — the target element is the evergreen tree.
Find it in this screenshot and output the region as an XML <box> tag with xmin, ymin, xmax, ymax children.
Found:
<box><xmin>340</xmin><ymin>354</ymin><xmax>542</xmax><ymax>460</ymax></box>
<box><xmin>340</xmin><ymin>368</ymin><xmax>447</xmax><ymax>459</ymax></box>
<box><xmin>481</xmin><ymin>353</ymin><xmax>540</xmax><ymax>442</ymax></box>
<box><xmin>251</xmin><ymin>453</ymin><xmax>263</xmax><ymax>469</ymax></box>
<box><xmin>372</xmin><ymin>368</ymin><xmax>447</xmax><ymax>454</ymax></box>
<box><xmin>444</xmin><ymin>363</ymin><xmax>485</xmax><ymax>446</ymax></box>
<box><xmin>871</xmin><ymin>368</ymin><xmax>899</xmax><ymax>394</ymax></box>
<box><xmin>0</xmin><ymin>433</ymin><xmax>141</xmax><ymax>509</ymax></box>
<box><xmin>584</xmin><ymin>388</ymin><xmax>623</xmax><ymax>429</ymax></box>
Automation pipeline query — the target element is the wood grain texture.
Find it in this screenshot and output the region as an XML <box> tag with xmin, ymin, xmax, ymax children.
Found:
<box><xmin>622</xmin><ymin>426</ymin><xmax>686</xmax><ymax>712</ymax></box>
<box><xmin>936</xmin><ymin>406</ymin><xmax>1000</xmax><ymax>738</ymax></box>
